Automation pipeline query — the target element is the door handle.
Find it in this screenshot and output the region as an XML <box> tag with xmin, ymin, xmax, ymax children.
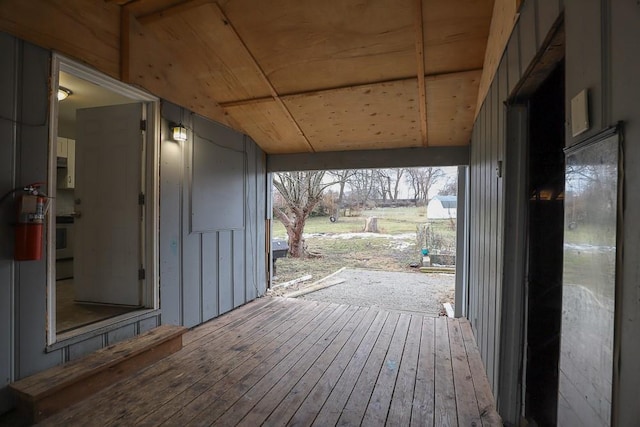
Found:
<box><xmin>70</xmin><ymin>211</ymin><xmax>82</xmax><ymax>219</ymax></box>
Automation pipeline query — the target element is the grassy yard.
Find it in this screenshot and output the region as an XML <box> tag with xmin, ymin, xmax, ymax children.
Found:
<box><xmin>272</xmin><ymin>206</ymin><xmax>457</xmax><ymax>284</ymax></box>
<box><xmin>272</xmin><ymin>206</ymin><xmax>455</xmax><ymax>238</ymax></box>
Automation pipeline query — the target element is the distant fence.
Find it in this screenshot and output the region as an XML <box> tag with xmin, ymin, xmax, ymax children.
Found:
<box><xmin>372</xmin><ymin>199</ymin><xmax>418</xmax><ymax>207</ymax></box>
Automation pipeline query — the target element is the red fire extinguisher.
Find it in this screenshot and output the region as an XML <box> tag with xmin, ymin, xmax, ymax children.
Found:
<box><xmin>14</xmin><ymin>184</ymin><xmax>49</xmax><ymax>261</ymax></box>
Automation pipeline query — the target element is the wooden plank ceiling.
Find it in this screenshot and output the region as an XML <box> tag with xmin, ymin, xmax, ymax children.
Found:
<box><xmin>120</xmin><ymin>0</ymin><xmax>494</xmax><ymax>154</ymax></box>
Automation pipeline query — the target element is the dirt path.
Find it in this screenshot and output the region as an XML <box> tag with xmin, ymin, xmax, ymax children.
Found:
<box><xmin>294</xmin><ymin>267</ymin><xmax>454</xmax><ymax>317</ymax></box>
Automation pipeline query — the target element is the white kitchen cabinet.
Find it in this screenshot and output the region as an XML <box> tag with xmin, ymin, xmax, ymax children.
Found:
<box><xmin>57</xmin><ymin>137</ymin><xmax>75</xmax><ymax>189</ymax></box>
<box><xmin>56</xmin><ymin>137</ymin><xmax>68</xmax><ymax>158</ymax></box>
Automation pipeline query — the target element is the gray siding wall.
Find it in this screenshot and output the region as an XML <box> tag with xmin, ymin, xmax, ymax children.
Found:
<box><xmin>609</xmin><ymin>1</ymin><xmax>640</xmax><ymax>424</ymax></box>
<box><xmin>0</xmin><ymin>33</ymin><xmax>267</xmax><ymax>413</ymax></box>
<box><xmin>0</xmin><ymin>34</ymin><xmax>161</xmax><ymax>413</ymax></box>
<box><xmin>160</xmin><ymin>103</ymin><xmax>267</xmax><ymax>328</ymax></box>
<box><xmin>469</xmin><ymin>69</ymin><xmax>505</xmax><ymax>393</ymax></box>
<box><xmin>468</xmin><ymin>0</ymin><xmax>564</xmax><ymax>420</ymax></box>
<box><xmin>471</xmin><ymin>0</ymin><xmax>640</xmax><ymax>423</ymax></box>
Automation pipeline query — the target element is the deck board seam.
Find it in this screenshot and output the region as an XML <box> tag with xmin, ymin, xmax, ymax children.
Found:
<box><xmin>248</xmin><ymin>309</ymin><xmax>378</xmax><ymax>423</ymax></box>
<box><xmin>183</xmin><ymin>304</ymin><xmax>357</xmax><ymax>425</ymax></box>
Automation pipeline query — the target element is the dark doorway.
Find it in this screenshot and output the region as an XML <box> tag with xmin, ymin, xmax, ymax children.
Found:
<box><xmin>524</xmin><ymin>61</ymin><xmax>565</xmax><ymax>425</ymax></box>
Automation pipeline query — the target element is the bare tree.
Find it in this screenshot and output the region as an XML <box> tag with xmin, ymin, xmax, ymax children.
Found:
<box><xmin>327</xmin><ymin>169</ymin><xmax>357</xmax><ymax>218</ymax></box>
<box><xmin>373</xmin><ymin>169</ymin><xmax>405</xmax><ymax>202</ymax></box>
<box><xmin>387</xmin><ymin>168</ymin><xmax>407</xmax><ymax>200</ymax></box>
<box><xmin>438</xmin><ymin>175</ymin><xmax>458</xmax><ymax>196</ymax></box>
<box><xmin>375</xmin><ymin>170</ymin><xmax>391</xmax><ymax>201</ymax></box>
<box><xmin>405</xmin><ymin>167</ymin><xmax>445</xmax><ymax>207</ymax></box>
<box><xmin>273</xmin><ymin>171</ymin><xmax>333</xmax><ymax>258</ymax></box>
<box><xmin>349</xmin><ymin>169</ymin><xmax>377</xmax><ymax>209</ymax></box>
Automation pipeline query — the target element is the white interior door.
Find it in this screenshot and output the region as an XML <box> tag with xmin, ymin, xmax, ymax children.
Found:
<box><xmin>73</xmin><ymin>103</ymin><xmax>144</xmax><ymax>305</ymax></box>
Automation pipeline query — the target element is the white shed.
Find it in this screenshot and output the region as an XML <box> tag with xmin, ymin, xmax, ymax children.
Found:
<box><xmin>428</xmin><ymin>195</ymin><xmax>457</xmax><ymax>219</ymax></box>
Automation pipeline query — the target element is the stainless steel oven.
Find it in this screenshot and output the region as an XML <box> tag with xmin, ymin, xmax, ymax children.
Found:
<box><xmin>55</xmin><ymin>216</ymin><xmax>74</xmax><ymax>260</ymax></box>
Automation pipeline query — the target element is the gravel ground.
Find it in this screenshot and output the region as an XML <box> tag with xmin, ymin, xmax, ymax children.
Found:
<box><xmin>296</xmin><ymin>267</ymin><xmax>455</xmax><ymax>317</ymax></box>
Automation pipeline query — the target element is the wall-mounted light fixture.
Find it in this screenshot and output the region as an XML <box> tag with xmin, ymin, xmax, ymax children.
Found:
<box><xmin>57</xmin><ymin>86</ymin><xmax>72</xmax><ymax>101</ymax></box>
<box><xmin>170</xmin><ymin>123</ymin><xmax>188</xmax><ymax>142</ymax></box>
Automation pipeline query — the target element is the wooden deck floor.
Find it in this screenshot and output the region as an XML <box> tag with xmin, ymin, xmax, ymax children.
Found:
<box><xmin>41</xmin><ymin>297</ymin><xmax>501</xmax><ymax>426</ymax></box>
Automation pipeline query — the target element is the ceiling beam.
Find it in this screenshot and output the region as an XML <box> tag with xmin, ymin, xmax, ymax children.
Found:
<box><xmin>219</xmin><ymin>68</ymin><xmax>483</xmax><ymax>109</ymax></box>
<box><xmin>267</xmin><ymin>146</ymin><xmax>469</xmax><ymax>172</ymax></box>
<box><xmin>136</xmin><ymin>0</ymin><xmax>212</xmax><ymax>24</ymax></box>
<box><xmin>120</xmin><ymin>9</ymin><xmax>131</xmax><ymax>82</ymax></box>
<box><xmin>212</xmin><ymin>3</ymin><xmax>316</xmax><ymax>152</ymax></box>
<box><xmin>134</xmin><ymin>1</ymin><xmax>316</xmax><ymax>152</ymax></box>
<box><xmin>123</xmin><ymin>6</ymin><xmax>234</xmax><ymax>126</ymax></box>
<box><xmin>414</xmin><ymin>0</ymin><xmax>428</xmax><ymax>147</ymax></box>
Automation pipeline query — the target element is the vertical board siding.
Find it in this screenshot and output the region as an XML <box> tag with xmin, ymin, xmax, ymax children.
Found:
<box><xmin>612</xmin><ymin>1</ymin><xmax>640</xmax><ymax>423</ymax></box>
<box><xmin>245</xmin><ymin>137</ymin><xmax>257</xmax><ymax>303</ymax></box>
<box><xmin>160</xmin><ymin>104</ymin><xmax>267</xmax><ymax>329</ymax></box>
<box><xmin>468</xmin><ymin>128</ymin><xmax>477</xmax><ymax>333</ymax></box>
<box><xmin>218</xmin><ymin>230</ymin><xmax>234</xmax><ymax>315</ymax></box>
<box><xmin>180</xmin><ymin>111</ymin><xmax>202</xmax><ymax>328</ymax></box>
<box><xmin>138</xmin><ymin>316</ymin><xmax>159</xmax><ymax>334</ymax></box>
<box><xmin>0</xmin><ymin>38</ymin><xmax>155</xmax><ymax>397</ymax></box>
<box><xmin>0</xmin><ymin>33</ymin><xmax>18</xmax><ymax>414</ymax></box>
<box><xmin>107</xmin><ymin>324</ymin><xmax>136</xmax><ymax>345</ymax></box>
<box><xmin>537</xmin><ymin>0</ymin><xmax>561</xmax><ymax>43</ymax></box>
<box><xmin>69</xmin><ymin>336</ymin><xmax>104</xmax><ymax>361</ymax></box>
<box><xmin>159</xmin><ymin>117</ymin><xmax>183</xmax><ymax>326</ymax></box>
<box><xmin>471</xmin><ymin>115</ymin><xmax>478</xmax><ymax>332</ymax></box>
<box><xmin>15</xmin><ymin>41</ymin><xmax>60</xmax><ymax>380</ymax></box>
<box><xmin>233</xmin><ymin>230</ymin><xmax>246</xmax><ymax>308</ymax></box>
<box><xmin>495</xmin><ymin>57</ymin><xmax>508</xmax><ymax>393</ymax></box>
<box><xmin>471</xmin><ymin>95</ymin><xmax>503</xmax><ymax>397</ymax></box>
<box><xmin>488</xmin><ymin>80</ymin><xmax>499</xmax><ymax>390</ymax></box>
<box><xmin>519</xmin><ymin>0</ymin><xmax>539</xmax><ymax>75</ymax></box>
<box><xmin>565</xmin><ymin>0</ymin><xmax>603</xmax><ymax>146</ymax></box>
<box><xmin>481</xmin><ymin>101</ymin><xmax>489</xmax><ymax>368</ymax></box>
<box><xmin>202</xmin><ymin>233</ymin><xmax>219</xmax><ymax>321</ymax></box>
<box><xmin>506</xmin><ymin>25</ymin><xmax>521</xmax><ymax>96</ymax></box>
<box><xmin>0</xmin><ymin>33</ymin><xmax>267</xmax><ymax>413</ymax></box>
<box><xmin>468</xmin><ymin>0</ymin><xmax>563</xmax><ymax>415</ymax></box>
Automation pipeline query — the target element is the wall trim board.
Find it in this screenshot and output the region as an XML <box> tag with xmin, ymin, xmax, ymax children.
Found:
<box><xmin>455</xmin><ymin>166</ymin><xmax>469</xmax><ymax>318</ymax></box>
<box><xmin>498</xmin><ymin>104</ymin><xmax>529</xmax><ymax>424</ymax></box>
<box><xmin>510</xmin><ymin>13</ymin><xmax>565</xmax><ymax>101</ymax></box>
<box><xmin>190</xmin><ymin>133</ymin><xmax>246</xmax><ymax>232</ymax></box>
<box><xmin>600</xmin><ymin>0</ymin><xmax>612</xmax><ymax>129</ymax></box>
<box><xmin>47</xmin><ymin>54</ymin><xmax>161</xmax><ymax>346</ymax></box>
<box><xmin>0</xmin><ymin>33</ymin><xmax>19</xmax><ymax>415</ymax></box>
<box><xmin>46</xmin><ymin>310</ymin><xmax>160</xmax><ymax>353</ymax></box>
<box><xmin>266</xmin><ymin>146</ymin><xmax>470</xmax><ymax>172</ymax></box>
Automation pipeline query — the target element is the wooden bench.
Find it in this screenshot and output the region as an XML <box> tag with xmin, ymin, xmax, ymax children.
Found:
<box><xmin>9</xmin><ymin>324</ymin><xmax>186</xmax><ymax>423</ymax></box>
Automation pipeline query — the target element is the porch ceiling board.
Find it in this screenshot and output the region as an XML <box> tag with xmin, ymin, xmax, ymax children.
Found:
<box><xmin>134</xmin><ymin>2</ymin><xmax>273</xmax><ymax>104</ymax></box>
<box><xmin>475</xmin><ymin>0</ymin><xmax>520</xmax><ymax>116</ymax></box>
<box><xmin>422</xmin><ymin>0</ymin><xmax>494</xmax><ymax>75</ymax></box>
<box><xmin>120</xmin><ymin>0</ymin><xmax>194</xmax><ymax>17</ymax></box>
<box><xmin>2</xmin><ymin>0</ymin><xmax>496</xmax><ymax>155</ymax></box>
<box><xmin>125</xmin><ymin>11</ymin><xmax>232</xmax><ymax>126</ymax></box>
<box><xmin>123</xmin><ymin>0</ymin><xmax>494</xmax><ymax>154</ymax></box>
<box><xmin>224</xmin><ymin>98</ymin><xmax>313</xmax><ymax>154</ymax></box>
<box><xmin>426</xmin><ymin>69</ymin><xmax>482</xmax><ymax>146</ymax></box>
<box><xmin>0</xmin><ymin>0</ymin><xmax>121</xmax><ymax>79</ymax></box>
<box><xmin>282</xmin><ymin>79</ymin><xmax>423</xmax><ymax>152</ymax></box>
<box><xmin>217</xmin><ymin>0</ymin><xmax>418</xmax><ymax>95</ymax></box>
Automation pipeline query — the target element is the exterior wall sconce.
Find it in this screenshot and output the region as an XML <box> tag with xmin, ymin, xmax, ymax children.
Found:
<box><xmin>57</xmin><ymin>87</ymin><xmax>72</xmax><ymax>101</ymax></box>
<box><xmin>171</xmin><ymin>124</ymin><xmax>187</xmax><ymax>142</ymax></box>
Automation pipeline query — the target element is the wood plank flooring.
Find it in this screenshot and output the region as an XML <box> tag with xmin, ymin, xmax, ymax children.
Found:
<box><xmin>40</xmin><ymin>297</ymin><xmax>501</xmax><ymax>426</ymax></box>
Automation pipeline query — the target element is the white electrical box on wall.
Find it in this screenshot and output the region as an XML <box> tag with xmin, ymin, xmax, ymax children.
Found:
<box><xmin>571</xmin><ymin>89</ymin><xmax>590</xmax><ymax>137</ymax></box>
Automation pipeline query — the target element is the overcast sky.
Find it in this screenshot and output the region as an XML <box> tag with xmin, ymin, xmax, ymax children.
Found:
<box><xmin>325</xmin><ymin>166</ymin><xmax>458</xmax><ymax>199</ymax></box>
